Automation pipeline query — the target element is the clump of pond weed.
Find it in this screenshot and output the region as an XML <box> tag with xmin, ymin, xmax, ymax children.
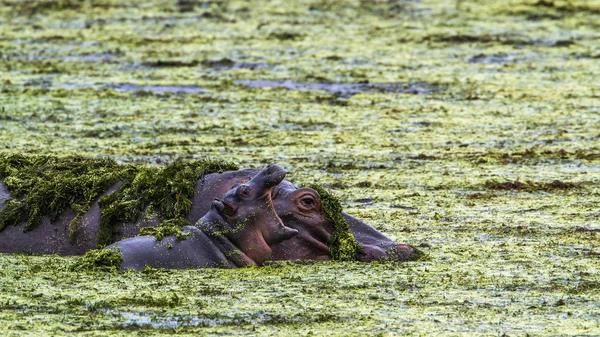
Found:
<box><xmin>0</xmin><ymin>153</ymin><xmax>124</xmax><ymax>233</ymax></box>
<box><xmin>12</xmin><ymin>0</ymin><xmax>83</xmax><ymax>16</ymax></box>
<box><xmin>484</xmin><ymin>179</ymin><xmax>579</xmax><ymax>191</ymax></box>
<box><xmin>309</xmin><ymin>184</ymin><xmax>364</xmax><ymax>260</ymax></box>
<box><xmin>139</xmin><ymin>218</ymin><xmax>192</xmax><ymax>241</ymax></box>
<box><xmin>72</xmin><ymin>247</ymin><xmax>123</xmax><ymax>272</ymax></box>
<box><xmin>473</xmin><ymin>148</ymin><xmax>600</xmax><ymax>164</ymax></box>
<box><xmin>0</xmin><ymin>153</ymin><xmax>237</xmax><ymax>247</ymax></box>
<box><xmin>97</xmin><ymin>159</ymin><xmax>237</xmax><ymax>247</ymax></box>
<box><xmin>116</xmin><ymin>292</ymin><xmax>182</xmax><ymax>308</ymax></box>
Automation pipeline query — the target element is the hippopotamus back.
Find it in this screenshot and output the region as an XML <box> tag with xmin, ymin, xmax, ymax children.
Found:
<box><xmin>111</xmin><ymin>226</ymin><xmax>240</xmax><ymax>270</ymax></box>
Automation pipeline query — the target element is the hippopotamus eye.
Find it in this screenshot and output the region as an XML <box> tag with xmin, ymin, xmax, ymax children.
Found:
<box><xmin>300</xmin><ymin>197</ymin><xmax>314</xmax><ymax>207</ymax></box>
<box><xmin>237</xmin><ymin>185</ymin><xmax>251</xmax><ymax>198</ymax></box>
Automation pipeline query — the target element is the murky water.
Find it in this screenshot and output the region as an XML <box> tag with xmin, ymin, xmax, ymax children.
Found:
<box><xmin>234</xmin><ymin>80</ymin><xmax>442</xmax><ymax>97</ymax></box>
<box><xmin>50</xmin><ymin>82</ymin><xmax>209</xmax><ymax>94</ymax></box>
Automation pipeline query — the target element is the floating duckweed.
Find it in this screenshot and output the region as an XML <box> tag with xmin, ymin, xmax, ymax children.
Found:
<box><xmin>309</xmin><ymin>184</ymin><xmax>364</xmax><ymax>261</ymax></box>
<box><xmin>139</xmin><ymin>218</ymin><xmax>192</xmax><ymax>241</ymax></box>
<box><xmin>72</xmin><ymin>247</ymin><xmax>123</xmax><ymax>272</ymax></box>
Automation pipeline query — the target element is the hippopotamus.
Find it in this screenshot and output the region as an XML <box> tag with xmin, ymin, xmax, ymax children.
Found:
<box><xmin>185</xmin><ymin>169</ymin><xmax>416</xmax><ymax>262</ymax></box>
<box><xmin>0</xmin><ymin>179</ymin><xmax>139</xmax><ymax>255</ymax></box>
<box><xmin>108</xmin><ymin>164</ymin><xmax>298</xmax><ymax>270</ymax></box>
<box><xmin>0</xmin><ymin>166</ymin><xmax>416</xmax><ymax>262</ymax></box>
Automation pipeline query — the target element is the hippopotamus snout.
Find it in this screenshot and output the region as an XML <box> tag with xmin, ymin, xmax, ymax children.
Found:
<box><xmin>212</xmin><ymin>199</ymin><xmax>237</xmax><ymax>216</ymax></box>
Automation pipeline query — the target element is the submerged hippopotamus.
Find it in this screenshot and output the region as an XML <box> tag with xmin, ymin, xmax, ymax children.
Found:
<box><xmin>108</xmin><ymin>164</ymin><xmax>298</xmax><ymax>270</ymax></box>
<box><xmin>0</xmin><ymin>166</ymin><xmax>416</xmax><ymax>262</ymax></box>
<box><xmin>187</xmin><ymin>170</ymin><xmax>416</xmax><ymax>262</ymax></box>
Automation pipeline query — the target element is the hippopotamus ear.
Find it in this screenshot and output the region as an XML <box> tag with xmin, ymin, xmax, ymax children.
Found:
<box><xmin>290</xmin><ymin>188</ymin><xmax>322</xmax><ymax>212</ymax></box>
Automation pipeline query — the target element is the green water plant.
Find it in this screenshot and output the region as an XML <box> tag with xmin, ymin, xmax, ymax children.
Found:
<box><xmin>139</xmin><ymin>218</ymin><xmax>192</xmax><ymax>241</ymax></box>
<box><xmin>309</xmin><ymin>184</ymin><xmax>364</xmax><ymax>260</ymax></box>
<box><xmin>0</xmin><ymin>153</ymin><xmax>124</xmax><ymax>232</ymax></box>
<box><xmin>96</xmin><ymin>159</ymin><xmax>237</xmax><ymax>247</ymax></box>
<box><xmin>0</xmin><ymin>153</ymin><xmax>238</xmax><ymax>247</ymax></box>
<box><xmin>71</xmin><ymin>247</ymin><xmax>123</xmax><ymax>272</ymax></box>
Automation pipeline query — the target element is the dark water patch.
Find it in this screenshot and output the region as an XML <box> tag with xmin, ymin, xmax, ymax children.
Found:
<box><xmin>468</xmin><ymin>53</ymin><xmax>521</xmax><ymax>64</ymax></box>
<box><xmin>424</xmin><ymin>34</ymin><xmax>576</xmax><ymax>48</ymax></box>
<box><xmin>354</xmin><ymin>198</ymin><xmax>375</xmax><ymax>204</ymax></box>
<box><xmin>411</xmin><ymin>154</ymin><xmax>439</xmax><ymax>160</ymax></box>
<box><xmin>142</xmin><ymin>60</ymin><xmax>200</xmax><ymax>68</ymax></box>
<box><xmin>500</xmin><ymin>1</ymin><xmax>600</xmax><ymax>22</ymax></box>
<box><xmin>523</xmin><ymin>12</ymin><xmax>563</xmax><ymax>21</ymax></box>
<box><xmin>269</xmin><ymin>31</ymin><xmax>304</xmax><ymax>41</ymax></box>
<box><xmin>235</xmin><ymin>79</ymin><xmax>442</xmax><ymax>97</ymax></box>
<box><xmin>50</xmin><ymin>82</ymin><xmax>209</xmax><ymax>94</ymax></box>
<box><xmin>484</xmin><ymin>179</ymin><xmax>580</xmax><ymax>191</ymax></box>
<box><xmin>390</xmin><ymin>205</ymin><xmax>417</xmax><ymax>210</ymax></box>
<box><xmin>111</xmin><ymin>83</ymin><xmax>209</xmax><ymax>94</ymax></box>
<box><xmin>12</xmin><ymin>0</ymin><xmax>135</xmax><ymax>15</ymax></box>
<box><xmin>573</xmin><ymin>226</ymin><xmax>600</xmax><ymax>233</ymax></box>
<box><xmin>526</xmin><ymin>0</ymin><xmax>600</xmax><ymax>15</ymax></box>
<box><xmin>537</xmin><ymin>39</ymin><xmax>576</xmax><ymax>47</ymax></box>
<box><xmin>570</xmin><ymin>52</ymin><xmax>600</xmax><ymax>60</ymax></box>
<box><xmin>119</xmin><ymin>310</ymin><xmax>341</xmax><ymax>329</ymax></box>
<box><xmin>470</xmin><ymin>149</ymin><xmax>600</xmax><ymax>164</ymax></box>
<box><xmin>176</xmin><ymin>0</ymin><xmax>218</xmax><ymax>13</ymax></box>
<box><xmin>277</xmin><ymin>119</ymin><xmax>337</xmax><ymax>131</ymax></box>
<box><xmin>424</xmin><ymin>34</ymin><xmax>525</xmax><ymax>45</ymax></box>
<box><xmin>202</xmin><ymin>58</ymin><xmax>270</xmax><ymax>70</ymax></box>
<box><xmin>12</xmin><ymin>0</ymin><xmax>83</xmax><ymax>15</ymax></box>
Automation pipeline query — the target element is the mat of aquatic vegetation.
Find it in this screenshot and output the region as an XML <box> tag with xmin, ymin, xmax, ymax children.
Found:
<box><xmin>0</xmin><ymin>0</ymin><xmax>599</xmax><ymax>335</ymax></box>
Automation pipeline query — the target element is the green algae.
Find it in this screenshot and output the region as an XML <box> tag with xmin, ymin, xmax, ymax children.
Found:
<box><xmin>72</xmin><ymin>247</ymin><xmax>122</xmax><ymax>272</ymax></box>
<box><xmin>97</xmin><ymin>158</ymin><xmax>237</xmax><ymax>246</ymax></box>
<box><xmin>139</xmin><ymin>218</ymin><xmax>192</xmax><ymax>241</ymax></box>
<box><xmin>0</xmin><ymin>154</ymin><xmax>237</xmax><ymax>246</ymax></box>
<box><xmin>309</xmin><ymin>184</ymin><xmax>363</xmax><ymax>261</ymax></box>
<box><xmin>0</xmin><ymin>153</ymin><xmax>123</xmax><ymax>232</ymax></box>
<box><xmin>1</xmin><ymin>0</ymin><xmax>600</xmax><ymax>335</ymax></box>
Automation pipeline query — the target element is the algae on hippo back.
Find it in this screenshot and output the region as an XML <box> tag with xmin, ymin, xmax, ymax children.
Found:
<box><xmin>0</xmin><ymin>153</ymin><xmax>124</xmax><ymax>233</ymax></box>
<box><xmin>96</xmin><ymin>159</ymin><xmax>238</xmax><ymax>246</ymax></box>
<box><xmin>139</xmin><ymin>218</ymin><xmax>193</xmax><ymax>241</ymax></box>
<box><xmin>0</xmin><ymin>153</ymin><xmax>238</xmax><ymax>247</ymax></box>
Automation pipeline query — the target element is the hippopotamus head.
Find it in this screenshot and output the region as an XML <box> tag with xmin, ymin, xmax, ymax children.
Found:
<box><xmin>269</xmin><ymin>180</ymin><xmax>332</xmax><ymax>260</ymax></box>
<box><xmin>270</xmin><ymin>181</ymin><xmax>416</xmax><ymax>262</ymax></box>
<box><xmin>201</xmin><ymin>164</ymin><xmax>298</xmax><ymax>265</ymax></box>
